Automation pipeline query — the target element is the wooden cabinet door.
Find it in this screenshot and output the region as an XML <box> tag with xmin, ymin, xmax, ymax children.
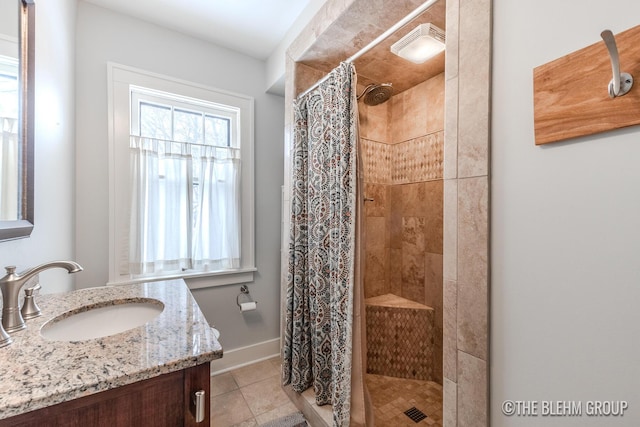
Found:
<box><xmin>184</xmin><ymin>363</ymin><xmax>211</xmax><ymax>427</ymax></box>
<box><xmin>0</xmin><ymin>364</ymin><xmax>210</xmax><ymax>427</ymax></box>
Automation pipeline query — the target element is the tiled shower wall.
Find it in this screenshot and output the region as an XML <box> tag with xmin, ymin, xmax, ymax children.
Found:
<box><xmin>286</xmin><ymin>0</ymin><xmax>491</xmax><ymax>423</ymax></box>
<box><xmin>361</xmin><ymin>72</ymin><xmax>444</xmax><ymax>384</ymax></box>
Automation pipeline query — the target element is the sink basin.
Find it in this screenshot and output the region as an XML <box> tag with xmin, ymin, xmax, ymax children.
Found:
<box><xmin>40</xmin><ymin>298</ymin><xmax>164</xmax><ymax>342</ymax></box>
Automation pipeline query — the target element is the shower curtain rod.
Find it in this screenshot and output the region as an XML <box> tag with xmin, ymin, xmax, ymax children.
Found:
<box><xmin>296</xmin><ymin>0</ymin><xmax>440</xmax><ymax>100</ymax></box>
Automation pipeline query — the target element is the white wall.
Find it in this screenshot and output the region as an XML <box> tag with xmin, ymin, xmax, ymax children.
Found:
<box><xmin>0</xmin><ymin>1</ymin><xmax>18</xmax><ymax>40</ymax></box>
<box><xmin>492</xmin><ymin>1</ymin><xmax>640</xmax><ymax>425</ymax></box>
<box><xmin>0</xmin><ymin>0</ymin><xmax>77</xmax><ymax>294</ymax></box>
<box><xmin>265</xmin><ymin>0</ymin><xmax>327</xmax><ymax>95</ymax></box>
<box><xmin>75</xmin><ymin>2</ymin><xmax>284</xmax><ymax>351</ymax></box>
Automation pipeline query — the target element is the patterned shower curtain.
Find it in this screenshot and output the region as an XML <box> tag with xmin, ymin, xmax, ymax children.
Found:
<box><xmin>283</xmin><ymin>62</ymin><xmax>362</xmax><ymax>427</ymax></box>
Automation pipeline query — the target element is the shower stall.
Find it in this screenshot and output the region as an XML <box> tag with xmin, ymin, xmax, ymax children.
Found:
<box><xmin>283</xmin><ymin>0</ymin><xmax>450</xmax><ymax>425</ymax></box>
<box><xmin>358</xmin><ymin>69</ymin><xmax>445</xmax><ymax>425</ymax></box>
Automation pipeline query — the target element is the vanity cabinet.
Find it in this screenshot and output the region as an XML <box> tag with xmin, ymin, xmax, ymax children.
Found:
<box><xmin>0</xmin><ymin>363</ymin><xmax>210</xmax><ymax>427</ymax></box>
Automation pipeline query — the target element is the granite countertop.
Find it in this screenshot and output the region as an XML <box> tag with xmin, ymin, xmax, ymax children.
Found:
<box><xmin>0</xmin><ymin>279</ymin><xmax>223</xmax><ymax>420</ymax></box>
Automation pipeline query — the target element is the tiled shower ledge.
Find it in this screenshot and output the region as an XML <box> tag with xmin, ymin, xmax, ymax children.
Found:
<box><xmin>365</xmin><ymin>293</ymin><xmax>433</xmax><ymax>309</ymax></box>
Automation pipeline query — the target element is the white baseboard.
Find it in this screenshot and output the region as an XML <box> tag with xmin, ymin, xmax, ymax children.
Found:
<box><xmin>210</xmin><ymin>337</ymin><xmax>281</xmax><ymax>375</ymax></box>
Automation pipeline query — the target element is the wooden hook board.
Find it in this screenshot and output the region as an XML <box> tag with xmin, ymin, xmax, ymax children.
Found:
<box><xmin>533</xmin><ymin>25</ymin><xmax>640</xmax><ymax>145</ymax></box>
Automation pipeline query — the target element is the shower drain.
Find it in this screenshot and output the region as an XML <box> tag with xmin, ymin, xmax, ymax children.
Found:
<box><xmin>404</xmin><ymin>406</ymin><xmax>428</xmax><ymax>423</ymax></box>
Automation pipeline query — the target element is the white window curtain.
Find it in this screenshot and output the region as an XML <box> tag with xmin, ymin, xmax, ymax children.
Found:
<box><xmin>128</xmin><ymin>136</ymin><xmax>240</xmax><ymax>276</ymax></box>
<box><xmin>0</xmin><ymin>117</ymin><xmax>18</xmax><ymax>221</ymax></box>
<box><xmin>192</xmin><ymin>145</ymin><xmax>241</xmax><ymax>270</ymax></box>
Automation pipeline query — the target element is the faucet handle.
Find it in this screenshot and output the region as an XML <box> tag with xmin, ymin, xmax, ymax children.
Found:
<box><xmin>24</xmin><ymin>283</ymin><xmax>41</xmax><ymax>295</ymax></box>
<box><xmin>21</xmin><ymin>284</ymin><xmax>42</xmax><ymax>320</ymax></box>
<box><xmin>4</xmin><ymin>266</ymin><xmax>16</xmax><ymax>274</ymax></box>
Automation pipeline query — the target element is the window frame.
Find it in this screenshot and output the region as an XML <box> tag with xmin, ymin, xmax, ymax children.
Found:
<box><xmin>107</xmin><ymin>63</ymin><xmax>255</xmax><ymax>288</ymax></box>
<box><xmin>130</xmin><ymin>87</ymin><xmax>238</xmax><ymax>148</ymax></box>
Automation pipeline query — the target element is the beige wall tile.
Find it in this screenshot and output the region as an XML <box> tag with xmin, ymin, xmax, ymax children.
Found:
<box><xmin>457</xmin><ymin>278</ymin><xmax>487</xmax><ymax>360</ymax></box>
<box><xmin>424</xmin><ymin>180</ymin><xmax>444</xmax><ymax>254</ymax></box>
<box><xmin>425</xmin><ymin>251</ymin><xmax>444</xmax><ymax>386</ymax></box>
<box><xmin>457</xmin><ymin>87</ymin><xmax>489</xmax><ymax>178</ymax></box>
<box><xmin>364</xmin><ymin>246</ymin><xmax>387</xmax><ymax>294</ymax></box>
<box><xmin>402</xmin><ymin>217</ymin><xmax>426</xmax><ymax>304</ymax></box>
<box><xmin>364</xmin><ymin>183</ymin><xmax>387</xmax><ymax>217</ymax></box>
<box><xmin>403</xmin><ymin>82</ymin><xmax>429</xmax><ymax>142</ymax></box>
<box><xmin>401</xmin><ymin>260</ymin><xmax>425</xmax><ymax>305</ymax></box>
<box><xmin>443</xmin><ymin>279</ymin><xmax>457</xmax><ymax>382</ymax></box>
<box><xmin>457</xmin><ymin>176</ymin><xmax>487</xmax><ymax>289</ymax></box>
<box><xmin>402</xmin><ymin>216</ymin><xmax>426</xmax><ymax>252</ymax></box>
<box><xmin>391</xmin><ymin>141</ymin><xmax>407</xmax><ymax>184</ymax></box>
<box><xmin>389</xmin><ymin>185</ymin><xmax>403</xmax><ymax>249</ymax></box>
<box><xmin>444</xmin><ymin>377</ymin><xmax>458</xmax><ymax>426</ymax></box>
<box><xmin>389</xmin><ymin>94</ymin><xmax>403</xmax><ymax>141</ymax></box>
<box><xmin>294</xmin><ymin>62</ymin><xmax>325</xmax><ymax>97</ymax></box>
<box><xmin>425</xmin><ymin>253</ymin><xmax>443</xmax><ymax>326</ymax></box>
<box><xmin>390</xmin><ymin>134</ymin><xmax>443</xmax><ymax>185</ymax></box>
<box><xmin>457</xmin><ymin>177</ymin><xmax>488</xmax><ymax>360</ymax></box>
<box><xmin>391</xmin><ymin>74</ymin><xmax>445</xmax><ymax>145</ymax></box>
<box><xmin>457</xmin><ymin>351</ymin><xmax>487</xmax><ymax>427</ymax></box>
<box><xmin>444</xmin><ymin>76</ymin><xmax>458</xmax><ymax>180</ymax></box>
<box><xmin>389</xmin><ymin>248</ymin><xmax>402</xmax><ymax>295</ymax></box>
<box><xmin>402</xmin><ymin>182</ymin><xmax>426</xmax><ymax>217</ymax></box>
<box><xmin>445</xmin><ymin>0</ymin><xmax>460</xmax><ymax>81</ymax></box>
<box><xmin>287</xmin><ymin>0</ymin><xmax>357</xmax><ymax>62</ymax></box>
<box><xmin>364</xmin><ymin>279</ymin><xmax>386</xmax><ymax>299</ymax></box>
<box><xmin>429</xmin><ymin>132</ymin><xmax>445</xmax><ymax>181</ymax></box>
<box><xmin>425</xmin><ymin>73</ymin><xmax>446</xmax><ymax>134</ymax></box>
<box><xmin>383</xmin><ymin>184</ymin><xmax>391</xmax><ymax>219</ymax></box>
<box><xmin>366</xmin><ymin>302</ymin><xmax>435</xmax><ymax>380</ymax></box>
<box><xmin>358</xmin><ymin>96</ymin><xmax>390</xmax><ymax>143</ymax></box>
<box><xmin>433</xmin><ymin>340</ymin><xmax>443</xmax><ymax>385</ymax></box>
<box><xmin>457</xmin><ymin>0</ymin><xmax>491</xmax><ymax>178</ymax></box>
<box><xmin>361</xmin><ymin>139</ymin><xmax>391</xmax><ymax>184</ymax></box>
<box><xmin>383</xmin><ymin>247</ymin><xmax>391</xmax><ymax>287</ymax></box>
<box><xmin>391</xmin><ymin>88</ymin><xmax>422</xmax><ymax>143</ymax></box>
<box><xmin>443</xmin><ymin>179</ymin><xmax>457</xmax><ymax>281</ymax></box>
<box><xmin>366</xmin><ymin>216</ymin><xmax>386</xmax><ymax>248</ymax></box>
<box><xmin>364</xmin><ymin>216</ymin><xmax>388</xmax><ymax>297</ymax></box>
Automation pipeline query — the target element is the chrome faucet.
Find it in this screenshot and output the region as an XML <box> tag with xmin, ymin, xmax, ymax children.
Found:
<box><xmin>0</xmin><ymin>261</ymin><xmax>83</xmax><ymax>335</ymax></box>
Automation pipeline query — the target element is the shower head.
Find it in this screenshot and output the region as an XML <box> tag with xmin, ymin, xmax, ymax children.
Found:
<box><xmin>357</xmin><ymin>83</ymin><xmax>393</xmax><ymax>106</ymax></box>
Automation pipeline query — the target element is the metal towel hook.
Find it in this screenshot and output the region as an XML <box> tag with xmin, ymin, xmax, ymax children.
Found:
<box><xmin>600</xmin><ymin>29</ymin><xmax>634</xmax><ymax>98</ymax></box>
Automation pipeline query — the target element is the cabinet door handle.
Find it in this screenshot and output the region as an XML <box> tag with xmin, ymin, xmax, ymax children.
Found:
<box><xmin>193</xmin><ymin>390</ymin><xmax>205</xmax><ymax>423</ymax></box>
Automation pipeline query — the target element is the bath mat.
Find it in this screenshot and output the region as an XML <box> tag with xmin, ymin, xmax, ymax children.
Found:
<box><xmin>258</xmin><ymin>411</ymin><xmax>308</xmax><ymax>427</ymax></box>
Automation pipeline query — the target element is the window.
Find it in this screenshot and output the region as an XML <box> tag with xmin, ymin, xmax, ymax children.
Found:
<box><xmin>0</xmin><ymin>56</ymin><xmax>19</xmax><ymax>221</ymax></box>
<box><xmin>0</xmin><ymin>56</ymin><xmax>18</xmax><ymax>120</ymax></box>
<box><xmin>108</xmin><ymin>64</ymin><xmax>255</xmax><ymax>287</ymax></box>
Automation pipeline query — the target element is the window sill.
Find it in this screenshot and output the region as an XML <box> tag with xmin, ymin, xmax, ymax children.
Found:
<box><xmin>107</xmin><ymin>267</ymin><xmax>256</xmax><ymax>290</ymax></box>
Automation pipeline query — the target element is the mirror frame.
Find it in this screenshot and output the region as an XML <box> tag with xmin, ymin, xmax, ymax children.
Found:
<box><xmin>0</xmin><ymin>0</ymin><xmax>34</xmax><ymax>241</ymax></box>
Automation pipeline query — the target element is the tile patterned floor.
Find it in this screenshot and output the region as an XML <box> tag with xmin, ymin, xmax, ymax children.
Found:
<box><xmin>211</xmin><ymin>358</ymin><xmax>443</xmax><ymax>427</ymax></box>
<box><xmin>366</xmin><ymin>374</ymin><xmax>443</xmax><ymax>427</ymax></box>
<box><xmin>211</xmin><ymin>357</ymin><xmax>299</xmax><ymax>427</ymax></box>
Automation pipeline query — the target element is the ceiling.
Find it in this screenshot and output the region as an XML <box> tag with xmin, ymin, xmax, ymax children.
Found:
<box><xmin>82</xmin><ymin>0</ymin><xmax>447</xmax><ymax>95</ymax></box>
<box><xmin>82</xmin><ymin>0</ymin><xmax>319</xmax><ymax>60</ymax></box>
<box><xmin>299</xmin><ymin>0</ymin><xmax>447</xmax><ymax>94</ymax></box>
